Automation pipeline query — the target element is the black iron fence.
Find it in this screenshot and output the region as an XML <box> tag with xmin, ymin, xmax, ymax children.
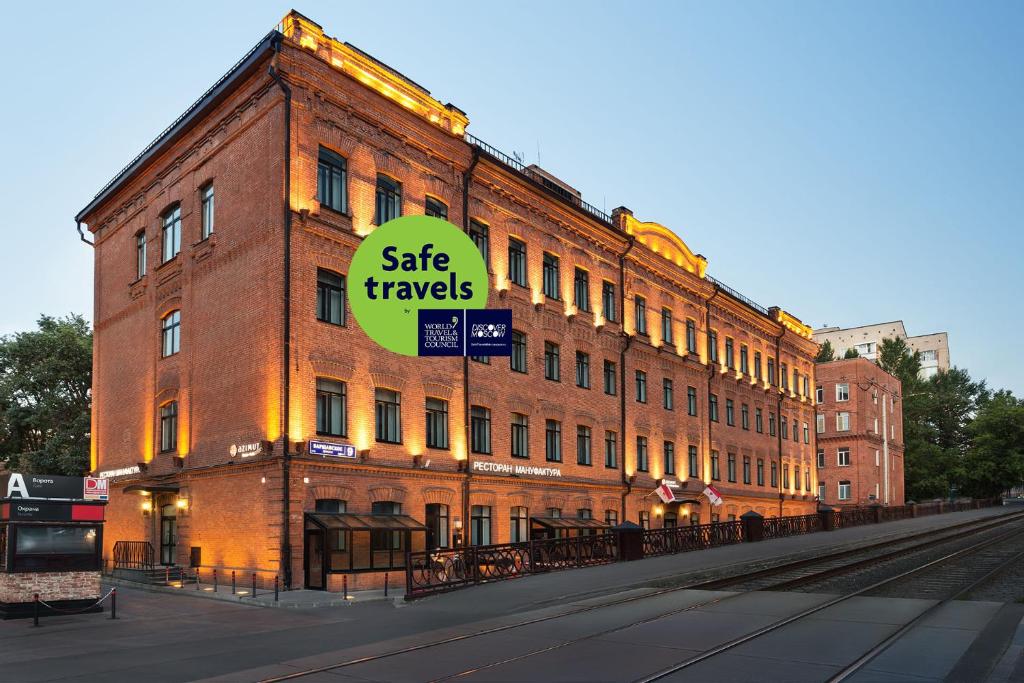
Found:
<box><xmin>763</xmin><ymin>513</ymin><xmax>822</xmax><ymax>539</ymax></box>
<box><xmin>642</xmin><ymin>521</ymin><xmax>744</xmax><ymax>558</ymax></box>
<box><xmin>112</xmin><ymin>541</ymin><xmax>154</xmax><ymax>570</ymax></box>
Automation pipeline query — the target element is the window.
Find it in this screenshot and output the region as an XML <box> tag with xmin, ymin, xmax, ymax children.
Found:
<box><xmin>795</xmin><ymin>465</ymin><xmax>802</xmax><ymax>491</ymax></box>
<box><xmin>604</xmin><ymin>431</ymin><xmax>618</xmax><ymax>468</ymax></box>
<box><xmin>741</xmin><ymin>404</ymin><xmax>750</xmax><ymax>430</ymax></box>
<box><xmin>602</xmin><ymin>281</ymin><xmax>616</xmax><ymax>322</ymax></box>
<box><xmin>542</xmin><ymin>253</ymin><xmax>560</xmax><ymax>299</ymax></box>
<box><xmin>577</xmin><ymin>426</ymin><xmax>592</xmax><ymax>465</ymax></box>
<box><xmin>725</xmin><ymin>338</ymin><xmax>735</xmax><ymax>369</ymax></box>
<box><xmin>424</xmin><ymin>196</ymin><xmax>448</xmax><ymax>219</ymax></box>
<box><xmin>511</xmin><ymin>413</ymin><xmax>529</xmax><ymax>458</ymax></box>
<box><xmin>469</xmin><ymin>220</ymin><xmax>489</xmax><ymax>265</ymax></box>
<box><xmin>471</xmin><ymin>354</ymin><xmax>491</xmax><ymax>366</ymax></box>
<box><xmin>836</xmin><ymin>383</ymin><xmax>850</xmax><ymax>402</ymax></box>
<box><xmin>816</xmin><ymin>413</ymin><xmax>825</xmax><ymax>434</ymax></box>
<box><xmin>426</xmin><ymin>503</ymin><xmax>449</xmax><ymax>549</ymax></box>
<box><xmin>783</xmin><ymin>464</ymin><xmax>790</xmax><ymax>488</ymax></box>
<box><xmin>663</xmin><ymin>378</ymin><xmax>674</xmax><ymax>410</ymax></box>
<box><xmin>161</xmin><ymin>204</ymin><xmax>181</xmax><ymax>262</ymax></box>
<box><xmin>781</xmin><ymin>363</ymin><xmax>789</xmax><ymax>391</ymax></box>
<box><xmin>816</xmin><ymin>386</ymin><xmax>824</xmax><ymax>403</ymax></box>
<box><xmin>756</xmin><ymin>407</ymin><xmax>763</xmax><ymax>433</ymax></box>
<box><xmin>200</xmin><ymin>183</ymin><xmax>215</xmax><ymax>239</ymax></box>
<box><xmin>688</xmin><ymin>446</ymin><xmax>699</xmax><ymax>479</ymax></box>
<box><xmin>803</xmin><ymin>376</ymin><xmax>810</xmax><ymax>398</ymax></box>
<box><xmin>781</xmin><ymin>416</ymin><xmax>789</xmax><ymax>440</ymax></box>
<box><xmin>687</xmin><ymin>386</ymin><xmax>698</xmax><ymax>416</ymax></box>
<box><xmin>159</xmin><ymin>401</ymin><xmax>178</xmax><ymax>453</ymax></box>
<box><xmin>375</xmin><ymin>175</ymin><xmax>402</xmax><ymax>224</ymax></box>
<box><xmin>757</xmin><ymin>458</ymin><xmax>765</xmax><ymax>486</ymax></box>
<box><xmin>727</xmin><ymin>453</ymin><xmax>736</xmax><ymax>482</ymax></box>
<box><xmin>711</xmin><ymin>450</ymin><xmax>720</xmax><ymax>480</ymax></box>
<box><xmin>576</xmin><ymin>351</ymin><xmax>591</xmax><ymax>388</ymax></box>
<box><xmin>803</xmin><ymin>422</ymin><xmax>810</xmax><ymax>444</ymax></box>
<box><xmin>135</xmin><ymin>231</ymin><xmax>147</xmax><ymax>279</ymax></box>
<box><xmin>726</xmin><ymin>399</ymin><xmax>735</xmax><ymax>426</ymax></box>
<box><xmin>639</xmin><ymin>511</ymin><xmax>651</xmax><ymax>530</ymax></box>
<box><xmin>686</xmin><ymin>320</ymin><xmax>697</xmax><ymax>353</ymax></box>
<box><xmin>838</xmin><ymin>481</ymin><xmax>851</xmax><ymax>501</ymax></box>
<box><xmin>635</xmin><ymin>370</ymin><xmax>647</xmax><ymax>403</ymax></box>
<box><xmin>316</xmin><ymin>379</ymin><xmax>346</xmax><ymax>436</ymax></box>
<box><xmin>425</xmin><ymin>398</ymin><xmax>449</xmax><ymax>449</ymax></box>
<box><xmin>375</xmin><ymin>389</ymin><xmax>401</xmax><ymax>443</ymax></box>
<box><xmin>315</xmin><ymin>499</ymin><xmax>346</xmax><ymax>513</ymax></box>
<box><xmin>508</xmin><ymin>238</ymin><xmax>527</xmax><ymax>287</ymax></box>
<box><xmin>316</xmin><ymin>269</ymin><xmax>346</xmax><ymax>325</ymax></box>
<box><xmin>794</xmin><ymin>420</ymin><xmax>800</xmax><ymax>443</ymax></box>
<box><xmin>771</xmin><ymin>461</ymin><xmax>778</xmax><ymax>487</ymax></box>
<box><xmin>663</xmin><ymin>441</ymin><xmax>675</xmax><ymax>475</ymax></box>
<box><xmin>511</xmin><ymin>331</ymin><xmax>527</xmax><ymax>373</ymax></box>
<box><xmin>767</xmin><ymin>358</ymin><xmax>776</xmax><ymax>386</ymax></box>
<box><xmin>574</xmin><ymin>268</ymin><xmax>590</xmax><ymax>311</ymax></box>
<box><xmin>740</xmin><ymin>345</ymin><xmax>749</xmax><ymax>374</ymax></box>
<box><xmin>708</xmin><ymin>331</ymin><xmax>718</xmax><ymax>363</ymax></box>
<box><xmin>471</xmin><ymin>406</ymin><xmax>491</xmax><ymax>454</ymax></box>
<box><xmin>603</xmin><ymin>360</ymin><xmax>617</xmax><ymax>395</ymax></box>
<box><xmin>605</xmin><ymin>509</ymin><xmax>618</xmax><ymax>526</ymax></box>
<box><xmin>510</xmin><ymin>506</ymin><xmax>528</xmax><ymax>543</ymax></box>
<box><xmin>636</xmin><ymin>436</ymin><xmax>648</xmax><ymax>472</ymax></box>
<box><xmin>544</xmin><ymin>341</ymin><xmax>560</xmax><ymax>381</ymax></box>
<box><xmin>805</xmin><ymin>469</ymin><xmax>811</xmax><ymax>492</ymax></box>
<box><xmin>769</xmin><ymin>412</ymin><xmax>776</xmax><ymax>436</ymax></box>
<box><xmin>545</xmin><ymin>420</ymin><xmax>562</xmax><ymax>462</ymax></box>
<box><xmin>470</xmin><ymin>505</ymin><xmax>491</xmax><ymax>546</ymax></box>
<box><xmin>836</xmin><ymin>412</ymin><xmax>851</xmax><ymax>431</ymax></box>
<box><xmin>818</xmin><ymin>482</ymin><xmax>826</xmax><ymax>501</ymax></box>
<box><xmin>754</xmin><ymin>351</ymin><xmax>762</xmax><ymax>380</ymax></box>
<box><xmin>161</xmin><ymin>310</ymin><xmax>181</xmax><ymax>357</ymax></box>
<box><xmin>709</xmin><ymin>394</ymin><xmax>719</xmax><ymax>422</ymax></box>
<box><xmin>634</xmin><ymin>296</ymin><xmax>647</xmax><ymax>335</ymax></box>
<box><xmin>661</xmin><ymin>308</ymin><xmax>673</xmax><ymax>344</ymax></box>
<box><xmin>838</xmin><ymin>448</ymin><xmax>851</xmax><ymax>466</ymax></box>
<box><xmin>817</xmin><ymin>450</ymin><xmax>825</xmax><ymax>468</ymax></box>
<box><xmin>317</xmin><ymin>147</ymin><xmax>347</xmax><ymax>213</ymax></box>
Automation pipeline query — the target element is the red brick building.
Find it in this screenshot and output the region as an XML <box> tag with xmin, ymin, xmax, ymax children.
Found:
<box><xmin>77</xmin><ymin>12</ymin><xmax>819</xmax><ymax>591</ymax></box>
<box><xmin>814</xmin><ymin>358</ymin><xmax>904</xmax><ymax>507</ymax></box>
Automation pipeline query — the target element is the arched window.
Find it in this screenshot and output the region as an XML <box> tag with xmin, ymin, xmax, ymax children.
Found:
<box><xmin>161</xmin><ymin>310</ymin><xmax>180</xmax><ymax>357</ymax></box>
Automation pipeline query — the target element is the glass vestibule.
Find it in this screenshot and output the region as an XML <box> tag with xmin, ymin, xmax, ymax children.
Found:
<box><xmin>303</xmin><ymin>512</ymin><xmax>427</xmax><ymax>579</ymax></box>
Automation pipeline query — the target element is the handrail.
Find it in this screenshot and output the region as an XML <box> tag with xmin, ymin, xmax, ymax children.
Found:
<box><xmin>112</xmin><ymin>541</ymin><xmax>154</xmax><ymax>570</ymax></box>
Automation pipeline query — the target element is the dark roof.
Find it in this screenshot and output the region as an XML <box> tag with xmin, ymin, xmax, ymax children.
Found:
<box><xmin>123</xmin><ymin>483</ymin><xmax>180</xmax><ymax>494</ymax></box>
<box><xmin>531</xmin><ymin>516</ymin><xmax>610</xmax><ymax>530</ymax></box>
<box><xmin>75</xmin><ymin>31</ymin><xmax>280</xmax><ymax>223</ymax></box>
<box><xmin>305</xmin><ymin>512</ymin><xmax>427</xmax><ymax>531</ymax></box>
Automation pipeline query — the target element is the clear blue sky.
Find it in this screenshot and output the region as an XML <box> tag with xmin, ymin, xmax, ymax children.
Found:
<box><xmin>1</xmin><ymin>1</ymin><xmax>1021</xmax><ymax>393</ymax></box>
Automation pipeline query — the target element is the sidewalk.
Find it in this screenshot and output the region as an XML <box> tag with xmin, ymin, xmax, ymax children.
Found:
<box><xmin>102</xmin><ymin>577</ymin><xmax>405</xmax><ymax>608</ymax></box>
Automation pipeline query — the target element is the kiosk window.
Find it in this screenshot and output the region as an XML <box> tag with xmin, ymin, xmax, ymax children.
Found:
<box><xmin>16</xmin><ymin>526</ymin><xmax>97</xmax><ymax>555</ymax></box>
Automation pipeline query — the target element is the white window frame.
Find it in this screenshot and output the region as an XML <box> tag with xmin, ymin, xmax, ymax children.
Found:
<box><xmin>836</xmin><ymin>412</ymin><xmax>850</xmax><ymax>432</ymax></box>
<box><xmin>838</xmin><ymin>481</ymin><xmax>851</xmax><ymax>501</ymax></box>
<box><xmin>816</xmin><ymin>413</ymin><xmax>825</xmax><ymax>434</ymax></box>
<box><xmin>836</xmin><ymin>383</ymin><xmax>849</xmax><ymax>402</ymax></box>
<box><xmin>815</xmin><ymin>386</ymin><xmax>823</xmax><ymax>403</ymax></box>
<box><xmin>837</xmin><ymin>448</ymin><xmax>851</xmax><ymax>467</ymax></box>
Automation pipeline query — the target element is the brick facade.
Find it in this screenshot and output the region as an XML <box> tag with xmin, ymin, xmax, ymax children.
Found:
<box><xmin>80</xmin><ymin>12</ymin><xmax>820</xmax><ymax>591</ymax></box>
<box><xmin>0</xmin><ymin>571</ymin><xmax>101</xmax><ymax>604</ymax></box>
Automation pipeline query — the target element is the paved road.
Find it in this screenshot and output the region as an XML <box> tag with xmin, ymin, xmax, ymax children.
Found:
<box><xmin>0</xmin><ymin>506</ymin><xmax>1019</xmax><ymax>682</ymax></box>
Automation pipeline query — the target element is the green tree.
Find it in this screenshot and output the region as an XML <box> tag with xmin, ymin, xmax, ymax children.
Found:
<box><xmin>815</xmin><ymin>340</ymin><xmax>835</xmax><ymax>363</ymax></box>
<box><xmin>962</xmin><ymin>390</ymin><xmax>1024</xmax><ymax>497</ymax></box>
<box><xmin>0</xmin><ymin>315</ymin><xmax>92</xmax><ymax>475</ymax></box>
<box><xmin>877</xmin><ymin>337</ymin><xmax>921</xmax><ymax>385</ymax></box>
<box><xmin>843</xmin><ymin>347</ymin><xmax>859</xmax><ymax>359</ymax></box>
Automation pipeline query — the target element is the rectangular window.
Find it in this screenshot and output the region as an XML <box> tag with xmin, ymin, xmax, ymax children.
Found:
<box><xmin>727</xmin><ymin>452</ymin><xmax>736</xmax><ymax>482</ymax></box>
<box><xmin>836</xmin><ymin>383</ymin><xmax>850</xmax><ymax>402</ymax></box>
<box><xmin>135</xmin><ymin>231</ymin><xmax>147</xmax><ymax>279</ymax></box>
<box><xmin>741</xmin><ymin>403</ymin><xmax>750</xmax><ymax>430</ymax></box>
<box><xmin>576</xmin><ymin>426</ymin><xmax>592</xmax><ymax>465</ymax></box>
<box><xmin>574</xmin><ymin>268</ymin><xmax>590</xmax><ymax>312</ymax></box>
<box><xmin>756</xmin><ymin>407</ymin><xmax>763</xmax><ymax>433</ymax></box>
<box><xmin>803</xmin><ymin>422</ymin><xmax>810</xmax><ymax>444</ymax></box>
<box><xmin>661</xmin><ymin>308</ymin><xmax>673</xmax><ymax>344</ymax></box>
<box><xmin>471</xmin><ymin>406</ymin><xmax>492</xmax><ymax>454</ymax></box>
<box><xmin>511</xmin><ymin>413</ymin><xmax>529</xmax><ymax>458</ymax></box>
<box><xmin>836</xmin><ymin>412</ymin><xmax>851</xmax><ymax>431</ymax></box>
<box><xmin>375</xmin><ymin>388</ymin><xmax>401</xmax><ymax>443</ymax></box>
<box><xmin>161</xmin><ymin>204</ymin><xmax>181</xmax><ymax>263</ymax></box>
<box><xmin>726</xmin><ymin>399</ymin><xmax>735</xmax><ymax>426</ymax></box>
<box><xmin>602</xmin><ymin>281</ymin><xmax>616</xmax><ymax>322</ymax></box>
<box><xmin>783</xmin><ymin>464</ymin><xmax>790</xmax><ymax>488</ymax></box>
<box><xmin>757</xmin><ymin>458</ymin><xmax>765</xmax><ymax>486</ymax></box>
<box><xmin>639</xmin><ymin>511</ymin><xmax>650</xmax><ymax>530</ymax></box>
<box><xmin>471</xmin><ymin>354</ymin><xmax>490</xmax><ymax>365</ymax></box>
<box><xmin>634</xmin><ymin>296</ymin><xmax>647</xmax><ymax>335</ymax></box>
<box><xmin>818</xmin><ymin>482</ymin><xmax>826</xmax><ymax>501</ymax></box>
<box><xmin>803</xmin><ymin>375</ymin><xmax>810</xmax><ymax>397</ymax></box>
<box><xmin>769</xmin><ymin>412</ymin><xmax>776</xmax><ymax>436</ymax></box>
<box><xmin>375</xmin><ymin>175</ymin><xmax>402</xmax><ymax>224</ymax></box>
<box><xmin>663</xmin><ymin>441</ymin><xmax>675</xmax><ymax>475</ymax></box>
<box><xmin>663</xmin><ymin>378</ymin><xmax>674</xmax><ymax>410</ymax></box>
<box><xmin>544</xmin><ymin>341</ymin><xmax>560</xmax><ymax>381</ymax></box>
<box><xmin>816</xmin><ymin>413</ymin><xmax>825</xmax><ymax>434</ymax></box>
<box><xmin>200</xmin><ymin>184</ymin><xmax>214</xmax><ymax>240</ymax></box>
<box><xmin>603</xmin><ymin>360</ymin><xmax>617</xmax><ymax>395</ymax></box>
<box><xmin>687</xmin><ymin>386</ymin><xmax>698</xmax><ymax>417</ymax></box>
<box><xmin>708</xmin><ymin>331</ymin><xmax>718</xmax><ymax>363</ymax></box>
<box><xmin>159</xmin><ymin>402</ymin><xmax>178</xmax><ymax>453</ymax></box>
<box><xmin>686</xmin><ymin>320</ymin><xmax>697</xmax><ymax>353</ymax></box>
<box><xmin>545</xmin><ymin>419</ymin><xmax>562</xmax><ymax>462</ymax></box>
<box><xmin>711</xmin><ymin>450</ymin><xmax>720</xmax><ymax>480</ymax></box>
<box><xmin>636</xmin><ymin>436</ymin><xmax>649</xmax><ymax>472</ymax></box>
<box><xmin>781</xmin><ymin>363</ymin><xmax>789</xmax><ymax>391</ymax></box>
<box><xmin>604</xmin><ymin>431</ymin><xmax>618</xmax><ymax>468</ymax></box>
<box><xmin>740</xmin><ymin>345</ymin><xmax>749</xmax><ymax>374</ymax></box>
<box><xmin>725</xmin><ymin>337</ymin><xmax>735</xmax><ymax>369</ymax></box>
<box><xmin>316</xmin><ymin>269</ymin><xmax>346</xmax><ymax>325</ymax></box>
<box><xmin>543</xmin><ymin>253</ymin><xmax>560</xmax><ymax>299</ymax></box>
<box><xmin>635</xmin><ymin>370</ymin><xmax>647</xmax><ymax>403</ymax></box>
<box><xmin>605</xmin><ymin>509</ymin><xmax>618</xmax><ymax>526</ymax></box>
<box><xmin>576</xmin><ymin>351</ymin><xmax>591</xmax><ymax>388</ymax></box>
<box><xmin>838</xmin><ymin>448</ymin><xmax>851</xmax><ymax>466</ymax></box>
<box><xmin>781</xmin><ymin>416</ymin><xmax>789</xmax><ymax>440</ymax></box>
<box><xmin>817</xmin><ymin>450</ymin><xmax>825</xmax><ymax>468</ymax></box>
<box><xmin>688</xmin><ymin>445</ymin><xmax>699</xmax><ymax>479</ymax></box>
<box><xmin>754</xmin><ymin>351</ymin><xmax>762</xmax><ymax>380</ymax></box>
<box><xmin>317</xmin><ymin>147</ymin><xmax>347</xmax><ymax>213</ymax></box>
<box><xmin>767</xmin><ymin>358</ymin><xmax>776</xmax><ymax>386</ymax></box>
<box><xmin>425</xmin><ymin>397</ymin><xmax>449</xmax><ymax>449</ymax></box>
<box><xmin>424</xmin><ymin>196</ymin><xmax>448</xmax><ymax>219</ymax></box>
<box><xmin>161</xmin><ymin>310</ymin><xmax>181</xmax><ymax>357</ymax></box>
<box><xmin>470</xmin><ymin>505</ymin><xmax>491</xmax><ymax>546</ymax></box>
<box><xmin>816</xmin><ymin>386</ymin><xmax>824</xmax><ymax>403</ymax></box>
<box><xmin>316</xmin><ymin>379</ymin><xmax>346</xmax><ymax>437</ymax></box>
<box><xmin>838</xmin><ymin>481</ymin><xmax>851</xmax><ymax>501</ymax></box>
<box><xmin>469</xmin><ymin>220</ymin><xmax>489</xmax><ymax>265</ymax></box>
<box><xmin>511</xmin><ymin>331</ymin><xmax>527</xmax><ymax>373</ymax></box>
<box><xmin>709</xmin><ymin>394</ymin><xmax>719</xmax><ymax>422</ymax></box>
<box><xmin>795</xmin><ymin>465</ymin><xmax>802</xmax><ymax>490</ymax></box>
<box><xmin>510</xmin><ymin>506</ymin><xmax>528</xmax><ymax>543</ymax></box>
<box><xmin>806</xmin><ymin>470</ymin><xmax>812</xmax><ymax>493</ymax></box>
<box><xmin>508</xmin><ymin>238</ymin><xmax>527</xmax><ymax>287</ymax></box>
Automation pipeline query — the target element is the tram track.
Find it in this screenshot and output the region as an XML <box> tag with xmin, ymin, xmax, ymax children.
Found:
<box><xmin>256</xmin><ymin>509</ymin><xmax>1024</xmax><ymax>683</ymax></box>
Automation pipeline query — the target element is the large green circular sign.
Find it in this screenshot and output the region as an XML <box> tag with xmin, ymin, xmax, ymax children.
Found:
<box><xmin>347</xmin><ymin>216</ymin><xmax>489</xmax><ymax>356</ymax></box>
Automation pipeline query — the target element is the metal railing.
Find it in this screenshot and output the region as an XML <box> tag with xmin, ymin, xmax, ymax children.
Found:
<box><xmin>112</xmin><ymin>541</ymin><xmax>154</xmax><ymax>570</ymax></box>
<box><xmin>705</xmin><ymin>274</ymin><xmax>771</xmax><ymax>317</ymax></box>
<box><xmin>641</xmin><ymin>521</ymin><xmax>744</xmax><ymax>558</ymax></box>
<box><xmin>837</xmin><ymin>506</ymin><xmax>877</xmax><ymax>528</ymax></box>
<box><xmin>763</xmin><ymin>513</ymin><xmax>821</xmax><ymax>539</ymax></box>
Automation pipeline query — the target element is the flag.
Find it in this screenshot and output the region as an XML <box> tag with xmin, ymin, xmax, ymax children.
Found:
<box><xmin>655</xmin><ymin>482</ymin><xmax>676</xmax><ymax>504</ymax></box>
<box><xmin>703</xmin><ymin>485</ymin><xmax>723</xmax><ymax>507</ymax></box>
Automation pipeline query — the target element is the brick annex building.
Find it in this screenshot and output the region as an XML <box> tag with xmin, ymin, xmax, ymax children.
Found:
<box><xmin>815</xmin><ymin>358</ymin><xmax>905</xmax><ymax>507</ymax></box>
<box><xmin>78</xmin><ymin>12</ymin><xmax>819</xmax><ymax>591</ymax></box>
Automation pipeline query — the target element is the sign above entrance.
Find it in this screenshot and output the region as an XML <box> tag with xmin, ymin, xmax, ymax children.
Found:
<box><xmin>96</xmin><ymin>465</ymin><xmax>141</xmax><ymax>480</ymax></box>
<box><xmin>472</xmin><ymin>461</ymin><xmax>562</xmax><ymax>478</ymax></box>
<box><xmin>308</xmin><ymin>440</ymin><xmax>357</xmax><ymax>459</ymax></box>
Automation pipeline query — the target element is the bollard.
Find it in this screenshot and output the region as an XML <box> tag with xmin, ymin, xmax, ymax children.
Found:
<box><xmin>232</xmin><ymin>570</ymin><xmax>236</xmax><ymax>595</ymax></box>
<box><xmin>274</xmin><ymin>575</ymin><xmax>279</xmax><ymax>602</ymax></box>
<box><xmin>213</xmin><ymin>568</ymin><xmax>218</xmax><ymax>593</ymax></box>
<box><xmin>196</xmin><ymin>571</ymin><xmax>200</xmax><ymax>590</ymax></box>
<box><xmin>111</xmin><ymin>588</ymin><xmax>117</xmax><ymax>620</ymax></box>
<box><xmin>165</xmin><ymin>566</ymin><xmax>170</xmax><ymax>585</ymax></box>
<box><xmin>33</xmin><ymin>593</ymin><xmax>40</xmax><ymax>627</ymax></box>
<box><xmin>384</xmin><ymin>572</ymin><xmax>389</xmax><ymax>597</ymax></box>
<box><xmin>252</xmin><ymin>572</ymin><xmax>256</xmax><ymax>598</ymax></box>
<box><xmin>343</xmin><ymin>575</ymin><xmax>348</xmax><ymax>600</ymax></box>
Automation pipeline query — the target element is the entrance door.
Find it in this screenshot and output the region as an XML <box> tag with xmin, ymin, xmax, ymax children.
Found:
<box><xmin>305</xmin><ymin>530</ymin><xmax>325</xmax><ymax>589</ymax></box>
<box><xmin>160</xmin><ymin>504</ymin><xmax>177</xmax><ymax>565</ymax></box>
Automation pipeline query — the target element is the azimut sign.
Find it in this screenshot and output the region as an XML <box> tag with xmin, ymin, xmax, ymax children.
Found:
<box><xmin>472</xmin><ymin>461</ymin><xmax>562</xmax><ymax>478</ymax></box>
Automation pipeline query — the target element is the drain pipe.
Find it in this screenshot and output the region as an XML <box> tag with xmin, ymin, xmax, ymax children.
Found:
<box><xmin>618</xmin><ymin>236</ymin><xmax>636</xmax><ymax>521</ymax></box>
<box><xmin>269</xmin><ymin>37</ymin><xmax>293</xmax><ymax>589</ymax></box>
<box><xmin>460</xmin><ymin>146</ymin><xmax>480</xmax><ymax>545</ymax></box>
<box><xmin>77</xmin><ymin>220</ymin><xmax>94</xmax><ymax>247</ymax></box>
<box><xmin>774</xmin><ymin>329</ymin><xmax>785</xmax><ymax>518</ymax></box>
<box><xmin>705</xmin><ymin>286</ymin><xmax>721</xmax><ymax>515</ymax></box>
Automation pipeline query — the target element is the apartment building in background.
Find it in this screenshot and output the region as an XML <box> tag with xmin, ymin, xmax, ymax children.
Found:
<box><xmin>77</xmin><ymin>11</ymin><xmax>819</xmax><ymax>592</ymax></box>
<box><xmin>813</xmin><ymin>321</ymin><xmax>949</xmax><ymax>380</ymax></box>
<box><xmin>815</xmin><ymin>358</ymin><xmax>904</xmax><ymax>507</ymax></box>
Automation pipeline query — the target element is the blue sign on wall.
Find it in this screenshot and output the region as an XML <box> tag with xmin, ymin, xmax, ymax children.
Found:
<box><xmin>307</xmin><ymin>440</ymin><xmax>357</xmax><ymax>459</ymax></box>
<box><xmin>417</xmin><ymin>309</ymin><xmax>512</xmax><ymax>356</ymax></box>
<box><xmin>466</xmin><ymin>309</ymin><xmax>512</xmax><ymax>357</ymax></box>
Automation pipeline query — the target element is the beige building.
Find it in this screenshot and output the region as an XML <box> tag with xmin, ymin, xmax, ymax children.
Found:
<box><xmin>813</xmin><ymin>322</ymin><xmax>949</xmax><ymax>380</ymax></box>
